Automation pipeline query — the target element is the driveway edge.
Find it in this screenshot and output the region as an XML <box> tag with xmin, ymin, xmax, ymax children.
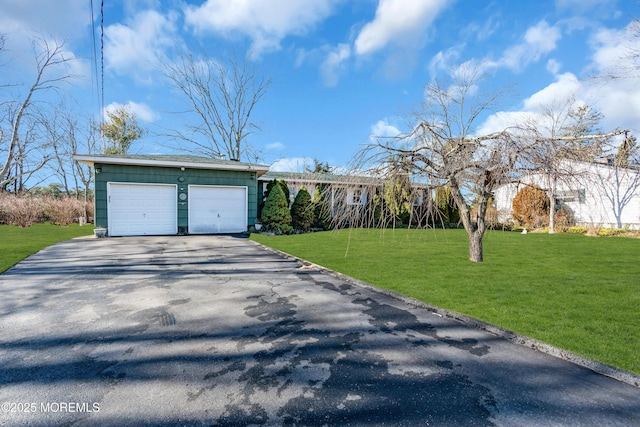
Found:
<box><xmin>250</xmin><ymin>240</ymin><xmax>640</xmax><ymax>389</ymax></box>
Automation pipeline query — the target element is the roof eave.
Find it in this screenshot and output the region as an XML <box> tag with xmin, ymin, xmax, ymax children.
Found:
<box><xmin>72</xmin><ymin>155</ymin><xmax>270</xmax><ymax>176</ymax></box>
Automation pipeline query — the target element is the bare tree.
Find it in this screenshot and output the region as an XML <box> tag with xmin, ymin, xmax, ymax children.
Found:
<box><xmin>42</xmin><ymin>102</ymin><xmax>98</xmax><ymax>198</ymax></box>
<box><xmin>0</xmin><ymin>36</ymin><xmax>76</xmax><ymax>190</ymax></box>
<box><xmin>517</xmin><ymin>100</ymin><xmax>605</xmax><ymax>233</ymax></box>
<box><xmin>355</xmin><ymin>67</ymin><xmax>517</xmax><ymax>263</ymax></box>
<box><xmin>160</xmin><ymin>50</ymin><xmax>271</xmax><ymax>161</ymax></box>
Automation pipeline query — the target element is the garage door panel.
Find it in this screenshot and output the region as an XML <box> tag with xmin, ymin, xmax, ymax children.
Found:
<box><xmin>108</xmin><ymin>183</ymin><xmax>177</xmax><ymax>236</ymax></box>
<box><xmin>189</xmin><ymin>186</ymin><xmax>247</xmax><ymax>234</ymax></box>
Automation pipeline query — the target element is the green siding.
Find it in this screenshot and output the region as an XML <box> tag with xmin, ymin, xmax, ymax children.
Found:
<box><xmin>94</xmin><ymin>163</ymin><xmax>258</xmax><ymax>233</ymax></box>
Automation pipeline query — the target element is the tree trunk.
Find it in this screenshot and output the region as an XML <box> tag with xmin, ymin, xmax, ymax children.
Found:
<box><xmin>468</xmin><ymin>230</ymin><xmax>484</xmax><ymax>263</ymax></box>
<box><xmin>548</xmin><ymin>192</ymin><xmax>556</xmax><ymax>234</ymax></box>
<box><xmin>547</xmin><ymin>178</ymin><xmax>557</xmax><ymax>234</ymax></box>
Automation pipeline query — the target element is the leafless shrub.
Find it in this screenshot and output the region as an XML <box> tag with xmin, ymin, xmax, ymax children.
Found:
<box><xmin>0</xmin><ymin>193</ymin><xmax>41</xmax><ymax>226</ymax></box>
<box><xmin>0</xmin><ymin>193</ymin><xmax>92</xmax><ymax>226</ymax></box>
<box><xmin>44</xmin><ymin>197</ymin><xmax>84</xmax><ymax>226</ymax></box>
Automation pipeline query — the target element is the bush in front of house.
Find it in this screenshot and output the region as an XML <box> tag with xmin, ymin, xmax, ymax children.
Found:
<box><xmin>311</xmin><ymin>184</ymin><xmax>332</xmax><ymax>230</ymax></box>
<box><xmin>264</xmin><ymin>179</ymin><xmax>290</xmax><ymax>205</ymax></box>
<box><xmin>291</xmin><ymin>186</ymin><xmax>314</xmax><ymax>232</ymax></box>
<box><xmin>261</xmin><ymin>183</ymin><xmax>292</xmax><ymax>234</ymax></box>
<box><xmin>512</xmin><ymin>186</ymin><xmax>549</xmax><ymax>228</ymax></box>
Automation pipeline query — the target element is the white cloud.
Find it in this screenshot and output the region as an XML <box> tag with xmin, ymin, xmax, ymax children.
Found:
<box><xmin>0</xmin><ymin>0</ymin><xmax>89</xmax><ymax>40</ymax></box>
<box><xmin>184</xmin><ymin>0</ymin><xmax>337</xmax><ymax>55</ymax></box>
<box><xmin>270</xmin><ymin>157</ymin><xmax>314</xmax><ymax>172</ymax></box>
<box><xmin>499</xmin><ymin>20</ymin><xmax>562</xmax><ymax>71</ymax></box>
<box><xmin>475</xmin><ymin>111</ymin><xmax>540</xmax><ymax>136</ymax></box>
<box><xmin>104</xmin><ymin>101</ymin><xmax>159</xmax><ymax>123</ymax></box>
<box><xmin>0</xmin><ymin>0</ymin><xmax>90</xmax><ymax>77</ymax></box>
<box><xmin>266</xmin><ymin>142</ymin><xmax>285</xmax><ymax>151</ymax></box>
<box><xmin>555</xmin><ymin>0</ymin><xmax>615</xmax><ymax>12</ymax></box>
<box><xmin>320</xmin><ymin>43</ymin><xmax>351</xmax><ymax>87</ymax></box>
<box><xmin>370</xmin><ymin>119</ymin><xmax>401</xmax><ymax>142</ymax></box>
<box><xmin>546</xmin><ymin>59</ymin><xmax>562</xmax><ymax>75</ymax></box>
<box><xmin>523</xmin><ymin>72</ymin><xmax>582</xmax><ymax>111</ymax></box>
<box><xmin>354</xmin><ymin>0</ymin><xmax>449</xmax><ymax>56</ymax></box>
<box><xmin>105</xmin><ymin>10</ymin><xmax>178</xmax><ymax>80</ymax></box>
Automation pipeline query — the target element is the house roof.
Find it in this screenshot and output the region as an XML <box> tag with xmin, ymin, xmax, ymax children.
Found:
<box><xmin>73</xmin><ymin>154</ymin><xmax>270</xmax><ymax>176</ymax></box>
<box><xmin>260</xmin><ymin>171</ymin><xmax>383</xmax><ymax>186</ymax></box>
<box><xmin>260</xmin><ymin>171</ymin><xmax>431</xmax><ymax>188</ymax></box>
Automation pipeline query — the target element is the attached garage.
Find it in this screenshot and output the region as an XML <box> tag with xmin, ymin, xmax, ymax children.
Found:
<box><xmin>188</xmin><ymin>185</ymin><xmax>247</xmax><ymax>234</ymax></box>
<box><xmin>74</xmin><ymin>154</ymin><xmax>269</xmax><ymax>237</ymax></box>
<box><xmin>108</xmin><ymin>183</ymin><xmax>177</xmax><ymax>236</ymax></box>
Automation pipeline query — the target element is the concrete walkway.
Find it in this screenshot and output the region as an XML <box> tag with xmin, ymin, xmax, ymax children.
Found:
<box><xmin>0</xmin><ymin>235</ymin><xmax>638</xmax><ymax>426</ymax></box>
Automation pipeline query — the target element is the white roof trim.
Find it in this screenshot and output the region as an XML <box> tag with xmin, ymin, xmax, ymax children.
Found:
<box><xmin>73</xmin><ymin>155</ymin><xmax>270</xmax><ymax>175</ymax></box>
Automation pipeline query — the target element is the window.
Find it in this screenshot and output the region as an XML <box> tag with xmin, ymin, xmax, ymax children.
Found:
<box><xmin>556</xmin><ymin>189</ymin><xmax>586</xmax><ymax>204</ymax></box>
<box><xmin>352</xmin><ymin>189</ymin><xmax>362</xmax><ymax>204</ymax></box>
<box><xmin>347</xmin><ymin>188</ymin><xmax>367</xmax><ymax>205</ymax></box>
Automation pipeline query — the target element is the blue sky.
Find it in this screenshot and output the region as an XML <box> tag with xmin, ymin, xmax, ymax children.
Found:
<box><xmin>1</xmin><ymin>0</ymin><xmax>639</xmax><ymax>171</ymax></box>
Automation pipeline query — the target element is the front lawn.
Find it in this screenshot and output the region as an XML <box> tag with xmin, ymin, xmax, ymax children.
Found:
<box><xmin>251</xmin><ymin>229</ymin><xmax>640</xmax><ymax>375</ymax></box>
<box><xmin>0</xmin><ymin>223</ymin><xmax>95</xmax><ymax>273</ymax></box>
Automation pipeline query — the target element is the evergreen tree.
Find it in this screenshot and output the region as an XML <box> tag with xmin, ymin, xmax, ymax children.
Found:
<box><xmin>264</xmin><ymin>179</ymin><xmax>290</xmax><ymax>205</ymax></box>
<box><xmin>261</xmin><ymin>184</ymin><xmax>292</xmax><ymax>234</ymax></box>
<box><xmin>311</xmin><ymin>185</ymin><xmax>332</xmax><ymax>230</ymax></box>
<box><xmin>291</xmin><ymin>186</ymin><xmax>314</xmax><ymax>231</ymax></box>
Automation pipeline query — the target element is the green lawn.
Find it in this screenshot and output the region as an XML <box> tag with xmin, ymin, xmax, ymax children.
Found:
<box><xmin>0</xmin><ymin>223</ymin><xmax>95</xmax><ymax>273</ymax></box>
<box><xmin>251</xmin><ymin>229</ymin><xmax>640</xmax><ymax>375</ymax></box>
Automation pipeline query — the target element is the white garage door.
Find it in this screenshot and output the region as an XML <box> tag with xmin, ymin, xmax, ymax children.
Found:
<box><xmin>108</xmin><ymin>183</ymin><xmax>177</xmax><ymax>236</ymax></box>
<box><xmin>189</xmin><ymin>185</ymin><xmax>247</xmax><ymax>234</ymax></box>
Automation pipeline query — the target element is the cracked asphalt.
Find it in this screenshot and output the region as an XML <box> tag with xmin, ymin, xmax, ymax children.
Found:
<box><xmin>0</xmin><ymin>235</ymin><xmax>639</xmax><ymax>426</ymax></box>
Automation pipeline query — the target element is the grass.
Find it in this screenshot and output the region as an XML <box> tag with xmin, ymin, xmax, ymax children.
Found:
<box><xmin>0</xmin><ymin>223</ymin><xmax>95</xmax><ymax>273</ymax></box>
<box><xmin>251</xmin><ymin>228</ymin><xmax>640</xmax><ymax>375</ymax></box>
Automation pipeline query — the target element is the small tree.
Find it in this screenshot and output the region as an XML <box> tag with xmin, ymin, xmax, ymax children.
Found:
<box><xmin>312</xmin><ymin>184</ymin><xmax>332</xmax><ymax>230</ymax></box>
<box><xmin>435</xmin><ymin>187</ymin><xmax>460</xmax><ymax>226</ymax></box>
<box><xmin>512</xmin><ymin>186</ymin><xmax>549</xmax><ymax>228</ymax></box>
<box><xmin>291</xmin><ymin>186</ymin><xmax>314</xmax><ymax>232</ymax></box>
<box><xmin>264</xmin><ymin>179</ymin><xmax>290</xmax><ymax>206</ymax></box>
<box><xmin>101</xmin><ymin>107</ymin><xmax>145</xmax><ymax>155</ymax></box>
<box><xmin>261</xmin><ymin>184</ymin><xmax>292</xmax><ymax>234</ymax></box>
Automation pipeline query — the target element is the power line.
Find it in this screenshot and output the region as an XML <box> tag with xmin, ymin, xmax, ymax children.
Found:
<box><xmin>89</xmin><ymin>0</ymin><xmax>105</xmax><ymax>151</ymax></box>
<box><xmin>100</xmin><ymin>0</ymin><xmax>105</xmax><ymax>151</ymax></box>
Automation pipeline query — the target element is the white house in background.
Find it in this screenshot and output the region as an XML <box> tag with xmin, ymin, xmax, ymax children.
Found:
<box><xmin>494</xmin><ymin>159</ymin><xmax>640</xmax><ymax>229</ymax></box>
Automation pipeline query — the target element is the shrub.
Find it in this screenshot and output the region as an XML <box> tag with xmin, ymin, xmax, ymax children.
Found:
<box><xmin>598</xmin><ymin>228</ymin><xmax>629</xmax><ymax>237</ymax></box>
<box><xmin>512</xmin><ymin>186</ymin><xmax>549</xmax><ymax>228</ymax></box>
<box><xmin>291</xmin><ymin>187</ymin><xmax>314</xmax><ymax>232</ymax></box>
<box><xmin>312</xmin><ymin>185</ymin><xmax>332</xmax><ymax>230</ymax></box>
<box><xmin>0</xmin><ymin>193</ymin><xmax>93</xmax><ymax>227</ymax></box>
<box><xmin>264</xmin><ymin>179</ymin><xmax>290</xmax><ymax>205</ymax></box>
<box><xmin>45</xmin><ymin>197</ymin><xmax>85</xmax><ymax>226</ymax></box>
<box><xmin>554</xmin><ymin>207</ymin><xmax>575</xmax><ymax>232</ymax></box>
<box><xmin>260</xmin><ymin>184</ymin><xmax>292</xmax><ymax>234</ymax></box>
<box><xmin>566</xmin><ymin>226</ymin><xmax>588</xmax><ymax>234</ymax></box>
<box><xmin>435</xmin><ymin>187</ymin><xmax>460</xmax><ymax>225</ymax></box>
<box><xmin>0</xmin><ymin>193</ymin><xmax>40</xmax><ymax>227</ymax></box>
<box><xmin>470</xmin><ymin>204</ymin><xmax>500</xmax><ymax>229</ymax></box>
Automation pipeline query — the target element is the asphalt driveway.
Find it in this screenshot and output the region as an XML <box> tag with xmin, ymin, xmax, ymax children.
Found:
<box><xmin>0</xmin><ymin>235</ymin><xmax>639</xmax><ymax>426</ymax></box>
